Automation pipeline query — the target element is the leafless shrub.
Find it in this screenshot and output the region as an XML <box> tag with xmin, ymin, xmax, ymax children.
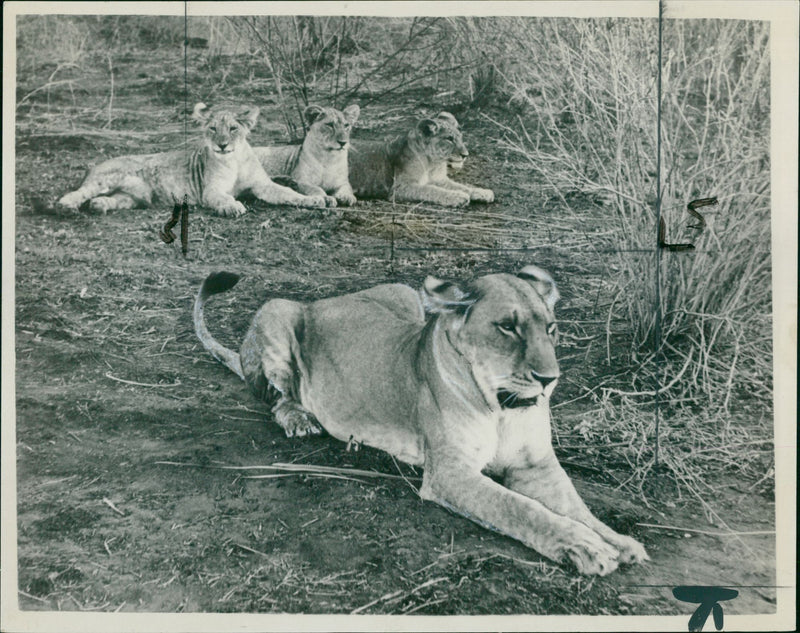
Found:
<box><xmin>492</xmin><ymin>19</ymin><xmax>771</xmax><ymax>413</ymax></box>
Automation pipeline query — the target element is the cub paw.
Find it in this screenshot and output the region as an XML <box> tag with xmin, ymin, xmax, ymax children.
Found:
<box><xmin>301</xmin><ymin>195</ymin><xmax>328</xmax><ymax>209</ymax></box>
<box><xmin>274</xmin><ymin>402</ymin><xmax>323</xmax><ymax>438</ymax></box>
<box><xmin>559</xmin><ymin>524</ymin><xmax>620</xmax><ymax>576</ymax></box>
<box><xmin>471</xmin><ymin>188</ymin><xmax>495</xmax><ymax>203</ymax></box>
<box><xmin>335</xmin><ymin>193</ymin><xmax>357</xmax><ymax>207</ymax></box>
<box><xmin>214</xmin><ymin>200</ymin><xmax>247</xmax><ymax>217</ymax></box>
<box><xmin>88</xmin><ymin>197</ymin><xmax>116</xmax><ymax>214</ymax></box>
<box><xmin>57</xmin><ymin>191</ymin><xmax>84</xmax><ymax>210</ymax></box>
<box><xmin>443</xmin><ymin>193</ymin><xmax>471</xmax><ymax>208</ymax></box>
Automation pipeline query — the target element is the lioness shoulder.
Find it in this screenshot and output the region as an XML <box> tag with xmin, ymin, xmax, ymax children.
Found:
<box><xmin>57</xmin><ymin>103</ymin><xmax>328</xmax><ymax>217</ymax></box>
<box><xmin>194</xmin><ymin>266</ymin><xmax>648</xmax><ymax>576</ymax></box>
<box><xmin>349</xmin><ymin>111</ymin><xmax>495</xmax><ymax>207</ymax></box>
<box><xmin>255</xmin><ymin>104</ymin><xmax>360</xmax><ymax>208</ymax></box>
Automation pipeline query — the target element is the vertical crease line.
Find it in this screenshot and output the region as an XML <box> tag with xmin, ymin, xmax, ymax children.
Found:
<box><xmin>184</xmin><ymin>3</ymin><xmax>188</xmax><ymax>172</ymax></box>
<box><xmin>653</xmin><ymin>0</ymin><xmax>664</xmax><ymax>468</ymax></box>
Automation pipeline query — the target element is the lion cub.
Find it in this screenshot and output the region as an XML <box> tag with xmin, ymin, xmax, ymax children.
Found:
<box><xmin>57</xmin><ymin>103</ymin><xmax>327</xmax><ymax>216</ymax></box>
<box><xmin>349</xmin><ymin>111</ymin><xmax>495</xmax><ymax>207</ymax></box>
<box><xmin>255</xmin><ymin>104</ymin><xmax>360</xmax><ymax>208</ymax></box>
<box><xmin>194</xmin><ymin>267</ymin><xmax>648</xmax><ymax>575</ymax></box>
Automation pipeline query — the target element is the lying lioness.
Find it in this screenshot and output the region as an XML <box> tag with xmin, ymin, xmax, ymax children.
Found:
<box><xmin>194</xmin><ymin>268</ymin><xmax>648</xmax><ymax>575</ymax></box>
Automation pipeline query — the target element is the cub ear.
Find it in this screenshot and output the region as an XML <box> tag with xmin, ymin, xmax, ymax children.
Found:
<box><xmin>517</xmin><ymin>265</ymin><xmax>560</xmax><ymax>310</ymax></box>
<box><xmin>417</xmin><ymin>118</ymin><xmax>439</xmax><ymax>137</ymax></box>
<box><xmin>192</xmin><ymin>102</ymin><xmax>211</xmax><ymax>123</ymax></box>
<box><xmin>304</xmin><ymin>105</ymin><xmax>325</xmax><ymax>125</ymax></box>
<box><xmin>343</xmin><ymin>104</ymin><xmax>360</xmax><ymax>124</ymax></box>
<box><xmin>435</xmin><ymin>111</ymin><xmax>459</xmax><ymax>128</ymax></box>
<box><xmin>421</xmin><ymin>276</ymin><xmax>475</xmax><ymax>314</ymax></box>
<box><xmin>237</xmin><ymin>106</ymin><xmax>260</xmax><ymax>130</ymax></box>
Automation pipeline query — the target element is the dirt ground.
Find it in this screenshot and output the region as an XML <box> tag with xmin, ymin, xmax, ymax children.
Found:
<box><xmin>12</xmin><ymin>49</ymin><xmax>776</xmax><ymax>617</ymax></box>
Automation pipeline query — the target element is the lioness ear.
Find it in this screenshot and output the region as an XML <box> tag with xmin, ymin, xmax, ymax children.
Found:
<box><xmin>435</xmin><ymin>111</ymin><xmax>459</xmax><ymax>129</ymax></box>
<box><xmin>304</xmin><ymin>105</ymin><xmax>325</xmax><ymax>125</ymax></box>
<box><xmin>418</xmin><ymin>119</ymin><xmax>439</xmax><ymax>137</ymax></box>
<box><xmin>343</xmin><ymin>104</ymin><xmax>360</xmax><ymax>124</ymax></box>
<box><xmin>192</xmin><ymin>102</ymin><xmax>211</xmax><ymax>123</ymax></box>
<box><xmin>238</xmin><ymin>106</ymin><xmax>260</xmax><ymax>130</ymax></box>
<box><xmin>517</xmin><ymin>265</ymin><xmax>560</xmax><ymax>311</ymax></box>
<box><xmin>421</xmin><ymin>276</ymin><xmax>475</xmax><ymax>314</ymax></box>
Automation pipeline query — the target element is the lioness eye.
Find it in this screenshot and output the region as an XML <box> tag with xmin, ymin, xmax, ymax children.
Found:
<box><xmin>496</xmin><ymin>321</ymin><xmax>516</xmax><ymax>336</ymax></box>
<box><xmin>230</xmin><ymin>125</ymin><xmax>238</xmax><ymax>131</ymax></box>
<box><xmin>209</xmin><ymin>126</ymin><xmax>217</xmax><ymax>132</ymax></box>
<box><xmin>547</xmin><ymin>322</ymin><xmax>557</xmax><ymax>336</ymax></box>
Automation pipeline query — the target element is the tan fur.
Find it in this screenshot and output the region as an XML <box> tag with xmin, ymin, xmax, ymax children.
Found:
<box><xmin>194</xmin><ymin>266</ymin><xmax>649</xmax><ymax>575</ymax></box>
<box><xmin>255</xmin><ymin>104</ymin><xmax>360</xmax><ymax>208</ymax></box>
<box><xmin>349</xmin><ymin>111</ymin><xmax>495</xmax><ymax>207</ymax></box>
<box><xmin>57</xmin><ymin>103</ymin><xmax>327</xmax><ymax>216</ymax></box>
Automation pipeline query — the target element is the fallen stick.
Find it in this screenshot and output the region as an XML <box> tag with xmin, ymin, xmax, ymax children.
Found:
<box><xmin>636</xmin><ymin>522</ymin><xmax>774</xmax><ymax>537</ymax></box>
<box><xmin>105</xmin><ymin>373</ymin><xmax>180</xmax><ymax>388</ymax></box>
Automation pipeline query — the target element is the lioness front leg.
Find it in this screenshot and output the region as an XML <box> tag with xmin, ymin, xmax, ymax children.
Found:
<box><xmin>421</xmin><ymin>459</ymin><xmax>621</xmax><ymax>575</ymax></box>
<box><xmin>505</xmin><ymin>453</ymin><xmax>649</xmax><ymax>565</ymax></box>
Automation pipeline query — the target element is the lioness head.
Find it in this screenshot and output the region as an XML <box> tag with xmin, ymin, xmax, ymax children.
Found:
<box><xmin>413</xmin><ymin>111</ymin><xmax>470</xmax><ymax>170</ymax></box>
<box><xmin>303</xmin><ymin>104</ymin><xmax>360</xmax><ymax>152</ymax></box>
<box><xmin>422</xmin><ymin>265</ymin><xmax>560</xmax><ymax>408</ymax></box>
<box><xmin>192</xmin><ymin>102</ymin><xmax>259</xmax><ymax>155</ymax></box>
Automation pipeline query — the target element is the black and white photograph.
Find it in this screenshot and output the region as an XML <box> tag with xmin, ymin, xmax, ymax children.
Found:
<box><xmin>2</xmin><ymin>2</ymin><xmax>796</xmax><ymax>631</ymax></box>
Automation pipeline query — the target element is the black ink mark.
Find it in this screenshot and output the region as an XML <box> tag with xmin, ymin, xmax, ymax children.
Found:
<box><xmin>159</xmin><ymin>195</ymin><xmax>190</xmax><ymax>257</ymax></box>
<box><xmin>658</xmin><ymin>196</ymin><xmax>716</xmax><ymax>251</ymax></box>
<box><xmin>687</xmin><ymin>196</ymin><xmax>717</xmax><ymax>230</ymax></box>
<box><xmin>658</xmin><ymin>216</ymin><xmax>695</xmax><ymax>251</ymax></box>
<box><xmin>672</xmin><ymin>585</ymin><xmax>738</xmax><ymax>631</ymax></box>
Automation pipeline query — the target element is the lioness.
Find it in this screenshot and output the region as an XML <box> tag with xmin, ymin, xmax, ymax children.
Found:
<box><xmin>349</xmin><ymin>111</ymin><xmax>495</xmax><ymax>207</ymax></box>
<box><xmin>194</xmin><ymin>267</ymin><xmax>648</xmax><ymax>575</ymax></box>
<box><xmin>254</xmin><ymin>104</ymin><xmax>360</xmax><ymax>208</ymax></box>
<box><xmin>57</xmin><ymin>103</ymin><xmax>327</xmax><ymax>216</ymax></box>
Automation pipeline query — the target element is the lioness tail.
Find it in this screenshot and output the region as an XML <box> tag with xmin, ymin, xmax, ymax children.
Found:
<box><xmin>194</xmin><ymin>272</ymin><xmax>245</xmax><ymax>380</ymax></box>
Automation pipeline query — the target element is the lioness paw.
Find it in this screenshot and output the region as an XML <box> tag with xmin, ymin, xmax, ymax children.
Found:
<box><xmin>560</xmin><ymin>525</ymin><xmax>620</xmax><ymax>576</ymax></box>
<box><xmin>612</xmin><ymin>534</ymin><xmax>649</xmax><ymax>565</ymax></box>
<box><xmin>275</xmin><ymin>403</ymin><xmax>323</xmax><ymax>438</ymax></box>
<box><xmin>471</xmin><ymin>188</ymin><xmax>495</xmax><ymax>203</ymax></box>
<box><xmin>323</xmin><ymin>195</ymin><xmax>338</xmax><ymax>208</ymax></box>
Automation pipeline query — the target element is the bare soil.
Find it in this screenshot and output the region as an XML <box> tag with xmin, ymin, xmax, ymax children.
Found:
<box><xmin>13</xmin><ymin>49</ymin><xmax>775</xmax><ymax>616</ymax></box>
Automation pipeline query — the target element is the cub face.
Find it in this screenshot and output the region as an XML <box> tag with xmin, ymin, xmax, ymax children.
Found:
<box><xmin>304</xmin><ymin>104</ymin><xmax>360</xmax><ymax>152</ymax></box>
<box><xmin>423</xmin><ymin>266</ymin><xmax>560</xmax><ymax>408</ymax></box>
<box><xmin>192</xmin><ymin>102</ymin><xmax>259</xmax><ymax>155</ymax></box>
<box><xmin>414</xmin><ymin>111</ymin><xmax>470</xmax><ymax>169</ymax></box>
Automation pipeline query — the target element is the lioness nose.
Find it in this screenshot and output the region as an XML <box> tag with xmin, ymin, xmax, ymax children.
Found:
<box><xmin>218</xmin><ymin>142</ymin><xmax>228</xmax><ymax>151</ymax></box>
<box><xmin>338</xmin><ymin>140</ymin><xmax>347</xmax><ymax>148</ymax></box>
<box><xmin>531</xmin><ymin>370</ymin><xmax>558</xmax><ymax>387</ymax></box>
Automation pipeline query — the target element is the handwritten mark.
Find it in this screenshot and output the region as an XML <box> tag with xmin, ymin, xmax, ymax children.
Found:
<box><xmin>672</xmin><ymin>585</ymin><xmax>738</xmax><ymax>631</ymax></box>
<box><xmin>658</xmin><ymin>196</ymin><xmax>716</xmax><ymax>251</ymax></box>
<box><xmin>686</xmin><ymin>196</ymin><xmax>716</xmax><ymax>230</ymax></box>
<box><xmin>159</xmin><ymin>195</ymin><xmax>190</xmax><ymax>257</ymax></box>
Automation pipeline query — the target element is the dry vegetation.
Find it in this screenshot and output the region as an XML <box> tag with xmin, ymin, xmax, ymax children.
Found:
<box><xmin>13</xmin><ymin>14</ymin><xmax>775</xmax><ymax>615</ymax></box>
